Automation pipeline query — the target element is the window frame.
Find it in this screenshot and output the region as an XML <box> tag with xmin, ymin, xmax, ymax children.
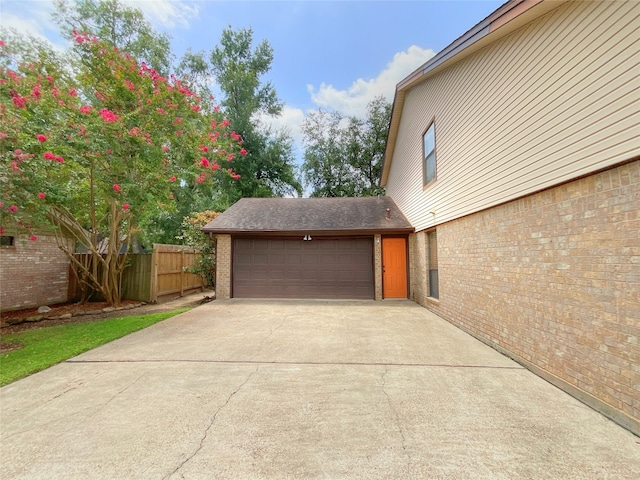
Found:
<box><xmin>422</xmin><ymin>120</ymin><xmax>437</xmax><ymax>187</ymax></box>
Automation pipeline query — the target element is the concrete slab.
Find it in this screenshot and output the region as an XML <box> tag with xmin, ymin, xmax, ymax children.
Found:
<box><xmin>1</xmin><ymin>300</ymin><xmax>639</xmax><ymax>479</ymax></box>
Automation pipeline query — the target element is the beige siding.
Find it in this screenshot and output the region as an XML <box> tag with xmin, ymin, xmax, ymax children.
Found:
<box><xmin>386</xmin><ymin>0</ymin><xmax>640</xmax><ymax>232</ymax></box>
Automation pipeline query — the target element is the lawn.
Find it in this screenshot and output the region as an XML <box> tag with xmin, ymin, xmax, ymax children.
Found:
<box><xmin>0</xmin><ymin>309</ymin><xmax>189</xmax><ymax>386</ymax></box>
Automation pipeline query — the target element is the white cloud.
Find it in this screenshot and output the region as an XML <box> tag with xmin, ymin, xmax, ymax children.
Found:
<box><xmin>255</xmin><ymin>105</ymin><xmax>307</xmax><ymax>155</ymax></box>
<box><xmin>123</xmin><ymin>0</ymin><xmax>200</xmax><ymax>29</ymax></box>
<box><xmin>0</xmin><ymin>3</ymin><xmax>56</xmax><ymax>40</ymax></box>
<box><xmin>307</xmin><ymin>45</ymin><xmax>436</xmax><ymax>117</ymax></box>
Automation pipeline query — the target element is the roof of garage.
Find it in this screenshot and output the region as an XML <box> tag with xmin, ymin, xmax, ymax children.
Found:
<box><xmin>202</xmin><ymin>197</ymin><xmax>414</xmax><ymax>236</ymax></box>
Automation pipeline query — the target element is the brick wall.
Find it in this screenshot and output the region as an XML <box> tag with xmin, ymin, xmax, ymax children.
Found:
<box><xmin>216</xmin><ymin>234</ymin><xmax>231</xmax><ymax>299</ymax></box>
<box><xmin>410</xmin><ymin>160</ymin><xmax>640</xmax><ymax>433</ymax></box>
<box><xmin>0</xmin><ymin>234</ymin><xmax>73</xmax><ymax>312</ymax></box>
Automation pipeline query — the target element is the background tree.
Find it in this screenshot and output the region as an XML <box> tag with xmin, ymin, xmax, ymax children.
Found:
<box><xmin>301</xmin><ymin>96</ymin><xmax>391</xmax><ymax>197</ymax></box>
<box><xmin>208</xmin><ymin>27</ymin><xmax>301</xmax><ymax>202</ymax></box>
<box><xmin>0</xmin><ymin>33</ymin><xmax>243</xmax><ymax>305</ymax></box>
<box><xmin>178</xmin><ymin>210</ymin><xmax>220</xmax><ymax>288</ymax></box>
<box><xmin>53</xmin><ymin>0</ymin><xmax>173</xmax><ymax>75</ymax></box>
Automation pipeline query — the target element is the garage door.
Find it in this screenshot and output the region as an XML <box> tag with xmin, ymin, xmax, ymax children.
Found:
<box><xmin>233</xmin><ymin>238</ymin><xmax>374</xmax><ymax>299</ymax></box>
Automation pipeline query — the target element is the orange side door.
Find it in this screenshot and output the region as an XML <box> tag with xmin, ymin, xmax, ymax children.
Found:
<box><xmin>382</xmin><ymin>237</ymin><xmax>407</xmax><ymax>298</ymax></box>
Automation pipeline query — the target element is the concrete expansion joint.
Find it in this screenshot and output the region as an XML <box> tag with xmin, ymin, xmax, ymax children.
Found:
<box><xmin>163</xmin><ymin>366</ymin><xmax>259</xmax><ymax>480</ymax></box>
<box><xmin>381</xmin><ymin>366</ymin><xmax>412</xmax><ymax>465</ymax></box>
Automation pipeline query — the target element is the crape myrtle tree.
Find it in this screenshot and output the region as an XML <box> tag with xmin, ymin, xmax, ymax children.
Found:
<box><xmin>53</xmin><ymin>0</ymin><xmax>173</xmax><ymax>76</ymax></box>
<box><xmin>0</xmin><ymin>33</ymin><xmax>245</xmax><ymax>306</ymax></box>
<box><xmin>302</xmin><ymin>96</ymin><xmax>391</xmax><ymax>197</ymax></box>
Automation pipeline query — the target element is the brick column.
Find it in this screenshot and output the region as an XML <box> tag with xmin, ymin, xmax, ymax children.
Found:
<box><xmin>374</xmin><ymin>234</ymin><xmax>382</xmax><ymax>300</ymax></box>
<box><xmin>215</xmin><ymin>234</ymin><xmax>231</xmax><ymax>299</ymax></box>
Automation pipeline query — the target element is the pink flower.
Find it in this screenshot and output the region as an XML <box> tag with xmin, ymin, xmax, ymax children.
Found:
<box><xmin>211</xmin><ymin>162</ymin><xmax>220</xmax><ymax>171</ymax></box>
<box><xmin>12</xmin><ymin>96</ymin><xmax>27</xmax><ymax>108</ymax></box>
<box><xmin>113</xmin><ymin>184</ymin><xmax>121</xmax><ymax>193</ymax></box>
<box><xmin>230</xmin><ymin>131</ymin><xmax>241</xmax><ymax>141</ymax></box>
<box><xmin>200</xmin><ymin>157</ymin><xmax>209</xmax><ymax>167</ymax></box>
<box><xmin>124</xmin><ymin>80</ymin><xmax>135</xmax><ymax>91</ymax></box>
<box><xmin>36</xmin><ymin>134</ymin><xmax>47</xmax><ymax>142</ymax></box>
<box><xmin>99</xmin><ymin>108</ymin><xmax>120</xmax><ymax>123</ymax></box>
<box><xmin>156</xmin><ymin>107</ymin><xmax>165</xmax><ymax>115</ymax></box>
<box><xmin>69</xmin><ymin>88</ymin><xmax>77</xmax><ymax>96</ymax></box>
<box><xmin>0</xmin><ymin>40</ymin><xmax>5</xmax><ymax>47</ymax></box>
<box><xmin>169</xmin><ymin>193</ymin><xmax>174</xmax><ymax>199</ymax></box>
<box><xmin>32</xmin><ymin>84</ymin><xmax>41</xmax><ymax>98</ymax></box>
<box><xmin>37</xmin><ymin>192</ymin><xmax>46</xmax><ymax>199</ymax></box>
<box><xmin>199</xmin><ymin>145</ymin><xmax>208</xmax><ymax>152</ymax></box>
<box><xmin>46</xmin><ymin>75</ymin><xmax>54</xmax><ymax>83</ymax></box>
<box><xmin>162</xmin><ymin>145</ymin><xmax>169</xmax><ymax>152</ymax></box>
<box><xmin>231</xmin><ymin>173</ymin><xmax>241</xmax><ymax>180</ymax></box>
<box><xmin>122</xmin><ymin>203</ymin><xmax>130</xmax><ymax>210</ymax></box>
<box><xmin>168</xmin><ymin>175</ymin><xmax>176</xmax><ymax>182</ymax></box>
<box><xmin>240</xmin><ymin>148</ymin><xmax>248</xmax><ymax>156</ymax></box>
<box><xmin>79</xmin><ymin>105</ymin><xmax>93</xmax><ymax>114</ymax></box>
<box><xmin>43</xmin><ymin>152</ymin><xmax>56</xmax><ymax>160</ymax></box>
<box><xmin>222</xmin><ymin>119</ymin><xmax>229</xmax><ymax>127</ymax></box>
<box><xmin>9</xmin><ymin>205</ymin><xmax>18</xmax><ymax>212</ymax></box>
<box><xmin>227</xmin><ymin>154</ymin><xmax>235</xmax><ymax>162</ymax></box>
<box><xmin>55</xmin><ymin>156</ymin><xmax>64</xmax><ymax>163</ymax></box>
<box><xmin>29</xmin><ymin>235</ymin><xmax>38</xmax><ymax>241</ymax></box>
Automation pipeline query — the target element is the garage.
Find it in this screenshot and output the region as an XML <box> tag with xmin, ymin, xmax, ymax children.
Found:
<box><xmin>233</xmin><ymin>237</ymin><xmax>374</xmax><ymax>299</ymax></box>
<box><xmin>202</xmin><ymin>197</ymin><xmax>413</xmax><ymax>300</ymax></box>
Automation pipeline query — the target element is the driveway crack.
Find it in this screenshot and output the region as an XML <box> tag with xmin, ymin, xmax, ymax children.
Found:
<box><xmin>253</xmin><ymin>317</ymin><xmax>287</xmax><ymax>358</ymax></box>
<box><xmin>381</xmin><ymin>366</ymin><xmax>412</xmax><ymax>465</ymax></box>
<box><xmin>163</xmin><ymin>366</ymin><xmax>259</xmax><ymax>480</ymax></box>
<box><xmin>2</xmin><ymin>373</ymin><xmax>146</xmax><ymax>441</ymax></box>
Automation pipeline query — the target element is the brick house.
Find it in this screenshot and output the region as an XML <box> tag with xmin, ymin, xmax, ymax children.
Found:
<box><xmin>381</xmin><ymin>0</ymin><xmax>639</xmax><ymax>434</ymax></box>
<box><xmin>0</xmin><ymin>231</ymin><xmax>74</xmax><ymax>312</ymax></box>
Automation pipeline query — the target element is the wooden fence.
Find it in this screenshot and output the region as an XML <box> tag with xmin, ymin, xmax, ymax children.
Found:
<box><xmin>69</xmin><ymin>244</ymin><xmax>203</xmax><ymax>303</ymax></box>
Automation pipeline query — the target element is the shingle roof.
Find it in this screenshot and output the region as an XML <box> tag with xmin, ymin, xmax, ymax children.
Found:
<box><xmin>202</xmin><ymin>197</ymin><xmax>414</xmax><ymax>235</ymax></box>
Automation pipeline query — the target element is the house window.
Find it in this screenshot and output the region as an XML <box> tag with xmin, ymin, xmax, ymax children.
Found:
<box><xmin>1</xmin><ymin>235</ymin><xmax>15</xmax><ymax>247</ymax></box>
<box><xmin>427</xmin><ymin>230</ymin><xmax>438</xmax><ymax>299</ymax></box>
<box><xmin>423</xmin><ymin>122</ymin><xmax>436</xmax><ymax>186</ymax></box>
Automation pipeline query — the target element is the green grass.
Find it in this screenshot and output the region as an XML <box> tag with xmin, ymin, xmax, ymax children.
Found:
<box><xmin>0</xmin><ymin>308</ymin><xmax>190</xmax><ymax>386</ymax></box>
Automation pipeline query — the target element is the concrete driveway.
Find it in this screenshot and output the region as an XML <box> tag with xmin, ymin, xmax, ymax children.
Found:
<box><xmin>1</xmin><ymin>300</ymin><xmax>639</xmax><ymax>479</ymax></box>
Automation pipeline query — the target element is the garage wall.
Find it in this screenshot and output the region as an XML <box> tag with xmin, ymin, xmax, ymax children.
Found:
<box><xmin>215</xmin><ymin>234</ymin><xmax>231</xmax><ymax>299</ymax></box>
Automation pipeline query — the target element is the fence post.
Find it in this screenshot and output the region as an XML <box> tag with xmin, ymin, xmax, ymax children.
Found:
<box><xmin>180</xmin><ymin>249</ymin><xmax>185</xmax><ymax>297</ymax></box>
<box><xmin>151</xmin><ymin>245</ymin><xmax>159</xmax><ymax>303</ymax></box>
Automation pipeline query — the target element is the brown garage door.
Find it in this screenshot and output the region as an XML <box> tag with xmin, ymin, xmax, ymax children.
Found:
<box><xmin>233</xmin><ymin>237</ymin><xmax>374</xmax><ymax>299</ymax></box>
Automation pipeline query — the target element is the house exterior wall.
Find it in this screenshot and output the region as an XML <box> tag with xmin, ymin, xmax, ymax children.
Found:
<box><xmin>215</xmin><ymin>234</ymin><xmax>231</xmax><ymax>300</ymax></box>
<box><xmin>385</xmin><ymin>0</ymin><xmax>640</xmax><ymax>232</ymax></box>
<box><xmin>0</xmin><ymin>234</ymin><xmax>73</xmax><ymax>312</ymax></box>
<box><xmin>409</xmin><ymin>161</ymin><xmax>640</xmax><ymax>434</ymax></box>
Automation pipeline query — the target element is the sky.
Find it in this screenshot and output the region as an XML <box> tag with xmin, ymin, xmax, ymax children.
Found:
<box><xmin>0</xmin><ymin>0</ymin><xmax>504</xmax><ymax>156</ymax></box>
